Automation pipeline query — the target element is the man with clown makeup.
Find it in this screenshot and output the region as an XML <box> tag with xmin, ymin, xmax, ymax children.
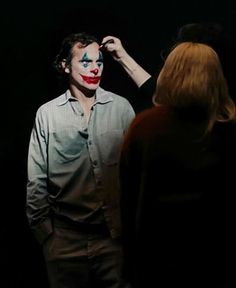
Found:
<box><xmin>26</xmin><ymin>32</ymin><xmax>134</xmax><ymax>288</ymax></box>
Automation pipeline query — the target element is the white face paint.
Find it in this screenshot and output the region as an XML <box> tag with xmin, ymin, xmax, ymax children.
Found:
<box><xmin>65</xmin><ymin>42</ymin><xmax>104</xmax><ymax>90</ymax></box>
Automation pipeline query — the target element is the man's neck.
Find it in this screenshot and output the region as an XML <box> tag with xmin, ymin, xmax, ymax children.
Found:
<box><xmin>70</xmin><ymin>85</ymin><xmax>96</xmax><ymax>121</ymax></box>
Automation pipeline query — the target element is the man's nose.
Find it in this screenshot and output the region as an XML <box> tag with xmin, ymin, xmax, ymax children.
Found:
<box><xmin>91</xmin><ymin>68</ymin><xmax>99</xmax><ymax>75</ymax></box>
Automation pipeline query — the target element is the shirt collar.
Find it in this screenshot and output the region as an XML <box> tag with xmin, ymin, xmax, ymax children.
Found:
<box><xmin>57</xmin><ymin>87</ymin><xmax>114</xmax><ymax>107</ymax></box>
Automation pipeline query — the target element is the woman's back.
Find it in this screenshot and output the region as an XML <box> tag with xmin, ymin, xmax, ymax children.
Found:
<box><xmin>120</xmin><ymin>105</ymin><xmax>236</xmax><ymax>288</ymax></box>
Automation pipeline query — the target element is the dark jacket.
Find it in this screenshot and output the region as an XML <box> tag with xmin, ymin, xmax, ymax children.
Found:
<box><xmin>120</xmin><ymin>105</ymin><xmax>236</xmax><ymax>288</ymax></box>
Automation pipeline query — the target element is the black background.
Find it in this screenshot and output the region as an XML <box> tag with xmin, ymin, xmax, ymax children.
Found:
<box><xmin>2</xmin><ymin>2</ymin><xmax>236</xmax><ymax>287</ymax></box>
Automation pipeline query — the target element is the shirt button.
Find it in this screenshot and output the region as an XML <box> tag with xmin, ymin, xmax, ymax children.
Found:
<box><xmin>93</xmin><ymin>160</ymin><xmax>98</xmax><ymax>166</ymax></box>
<box><xmin>88</xmin><ymin>140</ymin><xmax>92</xmax><ymax>145</ymax></box>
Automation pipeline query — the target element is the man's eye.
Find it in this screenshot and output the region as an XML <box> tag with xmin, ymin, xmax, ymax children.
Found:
<box><xmin>97</xmin><ymin>61</ymin><xmax>103</xmax><ymax>68</ymax></box>
<box><xmin>81</xmin><ymin>61</ymin><xmax>90</xmax><ymax>68</ymax></box>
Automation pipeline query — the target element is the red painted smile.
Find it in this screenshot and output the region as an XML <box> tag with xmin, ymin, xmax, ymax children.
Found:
<box><xmin>80</xmin><ymin>75</ymin><xmax>101</xmax><ymax>84</ymax></box>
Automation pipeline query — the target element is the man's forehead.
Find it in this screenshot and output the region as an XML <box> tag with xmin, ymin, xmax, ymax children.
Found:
<box><xmin>72</xmin><ymin>42</ymin><xmax>102</xmax><ymax>59</ymax></box>
<box><xmin>73</xmin><ymin>42</ymin><xmax>98</xmax><ymax>52</ymax></box>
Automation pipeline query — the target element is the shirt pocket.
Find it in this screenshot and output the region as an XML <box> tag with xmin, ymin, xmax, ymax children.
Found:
<box><xmin>98</xmin><ymin>130</ymin><xmax>124</xmax><ymax>166</ymax></box>
<box><xmin>49</xmin><ymin>128</ymin><xmax>87</xmax><ymax>164</ymax></box>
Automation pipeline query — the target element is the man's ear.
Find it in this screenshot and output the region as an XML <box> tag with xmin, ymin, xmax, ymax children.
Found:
<box><xmin>61</xmin><ymin>59</ymin><xmax>70</xmax><ymax>73</ymax></box>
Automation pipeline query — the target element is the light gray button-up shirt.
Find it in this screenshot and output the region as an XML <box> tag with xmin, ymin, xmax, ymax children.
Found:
<box><xmin>26</xmin><ymin>87</ymin><xmax>135</xmax><ymax>243</ymax></box>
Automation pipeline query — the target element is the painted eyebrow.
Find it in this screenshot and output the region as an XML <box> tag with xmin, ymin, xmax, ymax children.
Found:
<box><xmin>79</xmin><ymin>59</ymin><xmax>104</xmax><ymax>63</ymax></box>
<box><xmin>79</xmin><ymin>59</ymin><xmax>92</xmax><ymax>62</ymax></box>
<box><xmin>79</xmin><ymin>52</ymin><xmax>104</xmax><ymax>62</ymax></box>
<box><xmin>79</xmin><ymin>52</ymin><xmax>90</xmax><ymax>62</ymax></box>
